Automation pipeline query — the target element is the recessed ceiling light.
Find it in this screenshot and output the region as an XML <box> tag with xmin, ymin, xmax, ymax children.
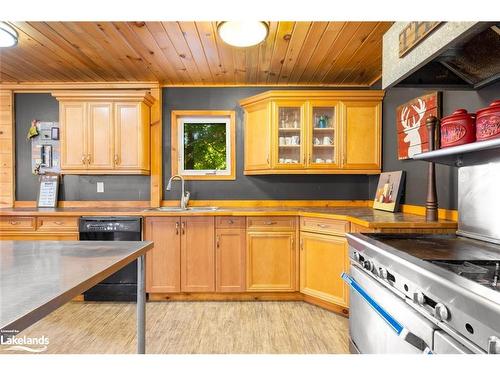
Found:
<box><xmin>0</xmin><ymin>22</ymin><xmax>18</xmax><ymax>48</ymax></box>
<box><xmin>217</xmin><ymin>21</ymin><xmax>269</xmax><ymax>48</ymax></box>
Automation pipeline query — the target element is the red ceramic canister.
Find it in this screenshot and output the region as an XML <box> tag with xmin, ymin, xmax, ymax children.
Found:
<box><xmin>476</xmin><ymin>100</ymin><xmax>500</xmax><ymax>141</ymax></box>
<box><xmin>440</xmin><ymin>109</ymin><xmax>476</xmax><ymax>148</ymax></box>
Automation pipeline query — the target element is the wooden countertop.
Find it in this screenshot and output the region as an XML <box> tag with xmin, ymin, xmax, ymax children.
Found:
<box><xmin>0</xmin><ymin>206</ymin><xmax>457</xmax><ymax>229</ymax></box>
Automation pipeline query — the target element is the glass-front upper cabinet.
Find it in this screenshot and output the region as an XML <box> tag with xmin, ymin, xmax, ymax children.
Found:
<box><xmin>273</xmin><ymin>101</ymin><xmax>306</xmax><ymax>168</ymax></box>
<box><xmin>307</xmin><ymin>101</ymin><xmax>340</xmax><ymax>168</ymax></box>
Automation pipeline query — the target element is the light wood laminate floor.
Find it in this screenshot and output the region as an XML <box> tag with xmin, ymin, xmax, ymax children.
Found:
<box><xmin>7</xmin><ymin>301</ymin><xmax>350</xmax><ymax>354</ymax></box>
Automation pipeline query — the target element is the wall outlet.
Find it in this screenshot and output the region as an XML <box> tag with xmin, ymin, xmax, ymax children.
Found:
<box><xmin>97</xmin><ymin>181</ymin><xmax>104</xmax><ymax>193</ymax></box>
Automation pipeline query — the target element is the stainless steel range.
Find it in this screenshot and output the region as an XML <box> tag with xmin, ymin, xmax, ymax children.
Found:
<box><xmin>344</xmin><ymin>144</ymin><xmax>500</xmax><ymax>354</ymax></box>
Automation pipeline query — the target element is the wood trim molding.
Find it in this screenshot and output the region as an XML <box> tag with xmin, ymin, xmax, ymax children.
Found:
<box><xmin>0</xmin><ymin>89</ymin><xmax>15</xmax><ymax>208</ymax></box>
<box><xmin>0</xmin><ymin>82</ymin><xmax>160</xmax><ymax>91</ymax></box>
<box><xmin>148</xmin><ymin>291</ymin><xmax>303</xmax><ymax>302</ymax></box>
<box><xmin>149</xmin><ymin>86</ymin><xmax>162</xmax><ymax>207</ymax></box>
<box><xmin>162</xmin><ymin>84</ymin><xmax>372</xmax><ymax>88</ymax></box>
<box><xmin>400</xmin><ymin>204</ymin><xmax>458</xmax><ymax>221</ymax></box>
<box><xmin>51</xmin><ymin>90</ymin><xmax>155</xmax><ymax>106</ymax></box>
<box><xmin>239</xmin><ymin>89</ymin><xmax>385</xmax><ymax>107</ymax></box>
<box><xmin>160</xmin><ymin>200</ymin><xmax>370</xmax><ymax>208</ymax></box>
<box><xmin>170</xmin><ymin>110</ymin><xmax>236</xmax><ymax>181</ymax></box>
<box><xmin>147</xmin><ymin>291</ymin><xmax>348</xmax><ymax>316</ymax></box>
<box><xmin>14</xmin><ymin>200</ymin><xmax>150</xmax><ymax>208</ymax></box>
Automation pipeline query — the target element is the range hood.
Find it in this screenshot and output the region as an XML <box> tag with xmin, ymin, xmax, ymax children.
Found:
<box><xmin>382</xmin><ymin>22</ymin><xmax>500</xmax><ymax>89</ymax></box>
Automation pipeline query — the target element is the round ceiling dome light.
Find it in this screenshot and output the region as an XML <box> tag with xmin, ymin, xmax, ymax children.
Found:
<box><xmin>0</xmin><ymin>22</ymin><xmax>18</xmax><ymax>48</ymax></box>
<box><xmin>217</xmin><ymin>21</ymin><xmax>269</xmax><ymax>47</ymax></box>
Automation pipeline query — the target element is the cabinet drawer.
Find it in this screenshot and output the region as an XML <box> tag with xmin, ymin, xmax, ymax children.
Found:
<box><xmin>247</xmin><ymin>216</ymin><xmax>296</xmax><ymax>231</ymax></box>
<box><xmin>216</xmin><ymin>216</ymin><xmax>246</xmax><ymax>229</ymax></box>
<box><xmin>37</xmin><ymin>216</ymin><xmax>79</xmax><ymax>232</ymax></box>
<box><xmin>300</xmin><ymin>217</ymin><xmax>349</xmax><ymax>236</ymax></box>
<box><xmin>0</xmin><ymin>216</ymin><xmax>36</xmax><ymax>231</ymax></box>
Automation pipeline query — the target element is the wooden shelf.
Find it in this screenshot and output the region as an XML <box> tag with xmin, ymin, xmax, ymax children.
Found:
<box><xmin>313</xmin><ymin>144</ymin><xmax>334</xmax><ymax>148</ymax></box>
<box><xmin>313</xmin><ymin>127</ymin><xmax>334</xmax><ymax>131</ymax></box>
<box><xmin>412</xmin><ymin>138</ymin><xmax>500</xmax><ymax>167</ymax></box>
<box><xmin>278</xmin><ymin>128</ymin><xmax>300</xmax><ymax>131</ymax></box>
<box><xmin>279</xmin><ymin>145</ymin><xmax>301</xmax><ymax>148</ymax></box>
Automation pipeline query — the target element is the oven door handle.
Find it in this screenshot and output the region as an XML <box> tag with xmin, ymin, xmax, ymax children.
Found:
<box><xmin>341</xmin><ymin>272</ymin><xmax>432</xmax><ymax>354</ymax></box>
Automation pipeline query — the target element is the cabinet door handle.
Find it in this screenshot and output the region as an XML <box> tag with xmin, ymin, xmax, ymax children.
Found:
<box><xmin>54</xmin><ymin>221</ymin><xmax>64</xmax><ymax>226</ymax></box>
<box><xmin>317</xmin><ymin>223</ymin><xmax>329</xmax><ymax>228</ymax></box>
<box><xmin>86</xmin><ymin>154</ymin><xmax>91</xmax><ymax>165</ymax></box>
<box><xmin>181</xmin><ymin>221</ymin><xmax>185</xmax><ymax>235</ymax></box>
<box><xmin>81</xmin><ymin>155</ymin><xmax>86</xmax><ymax>165</ymax></box>
<box><xmin>300</xmin><ymin>239</ymin><xmax>304</xmax><ymax>250</ymax></box>
<box><xmin>114</xmin><ymin>154</ymin><xmax>119</xmax><ymax>166</ymax></box>
<box><xmin>216</xmin><ymin>235</ymin><xmax>220</xmax><ymax>248</ymax></box>
<box><xmin>175</xmin><ymin>222</ymin><xmax>179</xmax><ymax>235</ymax></box>
<box><xmin>9</xmin><ymin>220</ymin><xmax>19</xmax><ymax>225</ymax></box>
<box><xmin>291</xmin><ymin>238</ymin><xmax>294</xmax><ymax>248</ymax></box>
<box><xmin>228</xmin><ymin>219</ymin><xmax>234</xmax><ymax>224</ymax></box>
<box><xmin>264</xmin><ymin>221</ymin><xmax>277</xmax><ymax>225</ymax></box>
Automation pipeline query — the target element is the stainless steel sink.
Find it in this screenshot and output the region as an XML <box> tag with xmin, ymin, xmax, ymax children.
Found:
<box><xmin>144</xmin><ymin>206</ymin><xmax>218</xmax><ymax>212</ymax></box>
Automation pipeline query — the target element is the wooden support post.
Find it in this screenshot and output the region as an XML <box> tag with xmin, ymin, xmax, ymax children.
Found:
<box><xmin>426</xmin><ymin>116</ymin><xmax>438</xmax><ymax>221</ymax></box>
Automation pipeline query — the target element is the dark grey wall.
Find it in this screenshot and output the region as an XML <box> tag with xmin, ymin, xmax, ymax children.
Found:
<box><xmin>15</xmin><ymin>93</ymin><xmax>150</xmax><ymax>201</ymax></box>
<box><xmin>162</xmin><ymin>87</ymin><xmax>370</xmax><ymax>201</ymax></box>
<box><xmin>370</xmin><ymin>81</ymin><xmax>500</xmax><ymax>210</ymax></box>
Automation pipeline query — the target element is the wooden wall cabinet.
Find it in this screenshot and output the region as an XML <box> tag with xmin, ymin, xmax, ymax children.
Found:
<box><xmin>53</xmin><ymin>90</ymin><xmax>154</xmax><ymax>175</ymax></box>
<box><xmin>144</xmin><ymin>216</ymin><xmax>215</xmax><ymax>293</ymax></box>
<box><xmin>240</xmin><ymin>90</ymin><xmax>383</xmax><ymax>175</ymax></box>
<box><xmin>246</xmin><ymin>216</ymin><xmax>298</xmax><ymax>292</ymax></box>
<box><xmin>341</xmin><ymin>101</ymin><xmax>382</xmax><ymax>170</ymax></box>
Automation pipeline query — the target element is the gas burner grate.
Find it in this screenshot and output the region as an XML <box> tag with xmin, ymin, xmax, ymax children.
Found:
<box><xmin>428</xmin><ymin>260</ymin><xmax>500</xmax><ymax>291</ymax></box>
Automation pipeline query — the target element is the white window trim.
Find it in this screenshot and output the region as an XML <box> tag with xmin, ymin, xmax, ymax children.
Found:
<box><xmin>177</xmin><ymin>116</ymin><xmax>232</xmax><ymax>176</ymax></box>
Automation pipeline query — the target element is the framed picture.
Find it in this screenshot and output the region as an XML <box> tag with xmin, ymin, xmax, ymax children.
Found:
<box><xmin>396</xmin><ymin>91</ymin><xmax>442</xmax><ymax>160</ymax></box>
<box><xmin>373</xmin><ymin>171</ymin><xmax>405</xmax><ymax>212</ymax></box>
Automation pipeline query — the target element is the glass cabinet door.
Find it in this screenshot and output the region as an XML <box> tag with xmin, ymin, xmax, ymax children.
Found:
<box><xmin>308</xmin><ymin>102</ymin><xmax>339</xmax><ymax>168</ymax></box>
<box><xmin>274</xmin><ymin>102</ymin><xmax>305</xmax><ymax>168</ymax></box>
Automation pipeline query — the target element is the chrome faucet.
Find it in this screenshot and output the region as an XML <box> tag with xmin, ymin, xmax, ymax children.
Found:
<box><xmin>166</xmin><ymin>175</ymin><xmax>190</xmax><ymax>210</ymax></box>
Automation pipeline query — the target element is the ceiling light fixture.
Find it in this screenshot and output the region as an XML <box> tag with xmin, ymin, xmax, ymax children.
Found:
<box><xmin>217</xmin><ymin>21</ymin><xmax>269</xmax><ymax>48</ymax></box>
<box><xmin>0</xmin><ymin>22</ymin><xmax>18</xmax><ymax>48</ymax></box>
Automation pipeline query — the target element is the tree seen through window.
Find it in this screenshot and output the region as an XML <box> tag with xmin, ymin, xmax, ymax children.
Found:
<box><xmin>183</xmin><ymin>123</ymin><xmax>227</xmax><ymax>170</ymax></box>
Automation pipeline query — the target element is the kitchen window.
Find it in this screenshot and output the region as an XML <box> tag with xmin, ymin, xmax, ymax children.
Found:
<box><xmin>171</xmin><ymin>110</ymin><xmax>236</xmax><ymax>180</ymax></box>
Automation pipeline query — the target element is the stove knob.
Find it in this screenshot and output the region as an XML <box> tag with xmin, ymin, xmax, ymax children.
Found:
<box><xmin>414</xmin><ymin>292</ymin><xmax>425</xmax><ymax>305</ymax></box>
<box><xmin>435</xmin><ymin>303</ymin><xmax>450</xmax><ymax>321</ymax></box>
<box><xmin>353</xmin><ymin>251</ymin><xmax>361</xmax><ymax>263</ymax></box>
<box><xmin>379</xmin><ymin>268</ymin><xmax>388</xmax><ymax>280</ymax></box>
<box><xmin>363</xmin><ymin>260</ymin><xmax>374</xmax><ymax>272</ymax></box>
<box><xmin>488</xmin><ymin>336</ymin><xmax>500</xmax><ymax>354</ymax></box>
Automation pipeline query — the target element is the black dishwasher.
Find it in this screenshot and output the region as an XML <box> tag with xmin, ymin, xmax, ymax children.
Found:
<box><xmin>79</xmin><ymin>216</ymin><xmax>142</xmax><ymax>301</ymax></box>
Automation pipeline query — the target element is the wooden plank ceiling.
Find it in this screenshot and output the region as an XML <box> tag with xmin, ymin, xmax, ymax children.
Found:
<box><xmin>0</xmin><ymin>22</ymin><xmax>392</xmax><ymax>86</ymax></box>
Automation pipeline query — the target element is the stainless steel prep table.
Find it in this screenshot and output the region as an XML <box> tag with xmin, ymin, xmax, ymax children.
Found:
<box><xmin>0</xmin><ymin>240</ymin><xmax>153</xmax><ymax>354</ymax></box>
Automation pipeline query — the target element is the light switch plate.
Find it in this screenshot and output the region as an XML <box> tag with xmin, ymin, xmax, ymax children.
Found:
<box><xmin>97</xmin><ymin>181</ymin><xmax>104</xmax><ymax>193</ymax></box>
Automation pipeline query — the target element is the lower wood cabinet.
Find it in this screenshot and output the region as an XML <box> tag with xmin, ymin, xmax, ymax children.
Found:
<box><xmin>215</xmin><ymin>227</ymin><xmax>246</xmax><ymax>292</ymax></box>
<box><xmin>144</xmin><ymin>216</ymin><xmax>215</xmax><ymax>293</ymax></box>
<box><xmin>0</xmin><ymin>215</ymin><xmax>78</xmax><ymax>240</ymax></box>
<box><xmin>144</xmin><ymin>217</ymin><xmax>181</xmax><ymax>293</ymax></box>
<box><xmin>299</xmin><ymin>231</ymin><xmax>349</xmax><ymax>307</ymax></box>
<box><xmin>180</xmin><ymin>217</ymin><xmax>215</xmax><ymax>292</ymax></box>
<box><xmin>246</xmin><ymin>231</ymin><xmax>297</xmax><ymax>292</ymax></box>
